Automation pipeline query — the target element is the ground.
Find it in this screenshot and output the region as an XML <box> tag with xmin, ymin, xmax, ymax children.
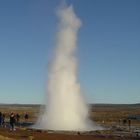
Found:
<box><xmin>0</xmin><ymin>104</ymin><xmax>140</xmax><ymax>140</ymax></box>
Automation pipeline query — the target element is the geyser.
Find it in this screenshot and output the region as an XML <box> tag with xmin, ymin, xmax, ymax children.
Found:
<box><xmin>37</xmin><ymin>4</ymin><xmax>100</xmax><ymax>131</ymax></box>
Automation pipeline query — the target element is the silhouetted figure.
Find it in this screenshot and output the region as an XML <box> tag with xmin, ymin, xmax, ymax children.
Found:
<box><xmin>16</xmin><ymin>113</ymin><xmax>20</xmax><ymax>123</ymax></box>
<box><xmin>128</xmin><ymin>119</ymin><xmax>131</xmax><ymax>130</ymax></box>
<box><xmin>24</xmin><ymin>113</ymin><xmax>29</xmax><ymax>122</ymax></box>
<box><xmin>123</xmin><ymin>119</ymin><xmax>127</xmax><ymax>125</ymax></box>
<box><xmin>0</xmin><ymin>112</ymin><xmax>2</xmax><ymax>126</ymax></box>
<box><xmin>10</xmin><ymin>112</ymin><xmax>16</xmax><ymax>131</ymax></box>
<box><xmin>2</xmin><ymin>113</ymin><xmax>5</xmax><ymax>127</ymax></box>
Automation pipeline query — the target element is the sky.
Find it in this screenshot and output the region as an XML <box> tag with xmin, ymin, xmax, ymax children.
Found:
<box><xmin>0</xmin><ymin>0</ymin><xmax>140</xmax><ymax>104</ymax></box>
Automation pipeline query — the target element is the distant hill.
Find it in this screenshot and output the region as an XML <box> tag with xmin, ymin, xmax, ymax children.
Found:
<box><xmin>0</xmin><ymin>103</ymin><xmax>140</xmax><ymax>108</ymax></box>
<box><xmin>90</xmin><ymin>103</ymin><xmax>140</xmax><ymax>108</ymax></box>
<box><xmin>0</xmin><ymin>103</ymin><xmax>41</xmax><ymax>108</ymax></box>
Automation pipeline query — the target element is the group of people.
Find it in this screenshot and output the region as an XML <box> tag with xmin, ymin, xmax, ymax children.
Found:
<box><xmin>0</xmin><ymin>112</ymin><xmax>29</xmax><ymax>131</ymax></box>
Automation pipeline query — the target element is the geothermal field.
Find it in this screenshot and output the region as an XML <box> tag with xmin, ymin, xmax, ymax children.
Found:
<box><xmin>0</xmin><ymin>104</ymin><xmax>140</xmax><ymax>140</ymax></box>
<box><xmin>0</xmin><ymin>1</ymin><xmax>140</xmax><ymax>140</ymax></box>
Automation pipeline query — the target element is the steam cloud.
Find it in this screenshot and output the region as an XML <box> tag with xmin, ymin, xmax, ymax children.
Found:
<box><xmin>37</xmin><ymin>4</ymin><xmax>100</xmax><ymax>131</ymax></box>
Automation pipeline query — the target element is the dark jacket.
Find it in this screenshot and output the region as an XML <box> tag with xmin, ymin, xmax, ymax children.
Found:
<box><xmin>10</xmin><ymin>114</ymin><xmax>16</xmax><ymax>124</ymax></box>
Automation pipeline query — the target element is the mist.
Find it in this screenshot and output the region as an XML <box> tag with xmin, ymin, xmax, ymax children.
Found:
<box><xmin>37</xmin><ymin>3</ymin><xmax>100</xmax><ymax>131</ymax></box>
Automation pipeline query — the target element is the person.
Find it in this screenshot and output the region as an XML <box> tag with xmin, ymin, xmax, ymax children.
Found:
<box><xmin>16</xmin><ymin>113</ymin><xmax>20</xmax><ymax>124</ymax></box>
<box><xmin>24</xmin><ymin>113</ymin><xmax>29</xmax><ymax>122</ymax></box>
<box><xmin>10</xmin><ymin>112</ymin><xmax>16</xmax><ymax>131</ymax></box>
<box><xmin>2</xmin><ymin>113</ymin><xmax>5</xmax><ymax>127</ymax></box>
<box><xmin>128</xmin><ymin>119</ymin><xmax>131</xmax><ymax>130</ymax></box>
<box><xmin>0</xmin><ymin>112</ymin><xmax>2</xmax><ymax>126</ymax></box>
<box><xmin>123</xmin><ymin>119</ymin><xmax>127</xmax><ymax>125</ymax></box>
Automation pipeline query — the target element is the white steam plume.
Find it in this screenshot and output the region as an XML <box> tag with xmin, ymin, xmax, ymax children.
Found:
<box><xmin>37</xmin><ymin>4</ymin><xmax>100</xmax><ymax>131</ymax></box>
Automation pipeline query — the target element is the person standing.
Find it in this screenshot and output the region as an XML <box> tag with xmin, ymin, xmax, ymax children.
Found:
<box><xmin>16</xmin><ymin>114</ymin><xmax>20</xmax><ymax>123</ymax></box>
<box><xmin>10</xmin><ymin>112</ymin><xmax>16</xmax><ymax>131</ymax></box>
<box><xmin>24</xmin><ymin>113</ymin><xmax>29</xmax><ymax>122</ymax></box>
<box><xmin>0</xmin><ymin>112</ymin><xmax>2</xmax><ymax>126</ymax></box>
<box><xmin>2</xmin><ymin>113</ymin><xmax>5</xmax><ymax>127</ymax></box>
<box><xmin>128</xmin><ymin>119</ymin><xmax>131</xmax><ymax>131</ymax></box>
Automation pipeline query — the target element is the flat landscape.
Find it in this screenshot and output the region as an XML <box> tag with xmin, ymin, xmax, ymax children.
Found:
<box><xmin>0</xmin><ymin>104</ymin><xmax>140</xmax><ymax>140</ymax></box>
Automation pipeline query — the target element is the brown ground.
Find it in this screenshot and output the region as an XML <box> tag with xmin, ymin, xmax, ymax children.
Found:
<box><xmin>0</xmin><ymin>127</ymin><xmax>139</xmax><ymax>140</ymax></box>
<box><xmin>0</xmin><ymin>104</ymin><xmax>140</xmax><ymax>140</ymax></box>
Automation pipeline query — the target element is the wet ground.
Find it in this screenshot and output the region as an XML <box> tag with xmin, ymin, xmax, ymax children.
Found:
<box><xmin>0</xmin><ymin>123</ymin><xmax>140</xmax><ymax>140</ymax></box>
<box><xmin>0</xmin><ymin>104</ymin><xmax>140</xmax><ymax>140</ymax></box>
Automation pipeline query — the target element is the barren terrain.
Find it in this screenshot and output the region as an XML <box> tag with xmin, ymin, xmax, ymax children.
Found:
<box><xmin>0</xmin><ymin>104</ymin><xmax>140</xmax><ymax>140</ymax></box>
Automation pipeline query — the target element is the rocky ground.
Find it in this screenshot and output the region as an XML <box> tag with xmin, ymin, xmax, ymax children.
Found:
<box><xmin>0</xmin><ymin>104</ymin><xmax>140</xmax><ymax>140</ymax></box>
<box><xmin>0</xmin><ymin>125</ymin><xmax>140</xmax><ymax>140</ymax></box>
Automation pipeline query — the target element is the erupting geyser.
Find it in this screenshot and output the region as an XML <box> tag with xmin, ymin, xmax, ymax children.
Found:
<box><xmin>37</xmin><ymin>3</ymin><xmax>100</xmax><ymax>131</ymax></box>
